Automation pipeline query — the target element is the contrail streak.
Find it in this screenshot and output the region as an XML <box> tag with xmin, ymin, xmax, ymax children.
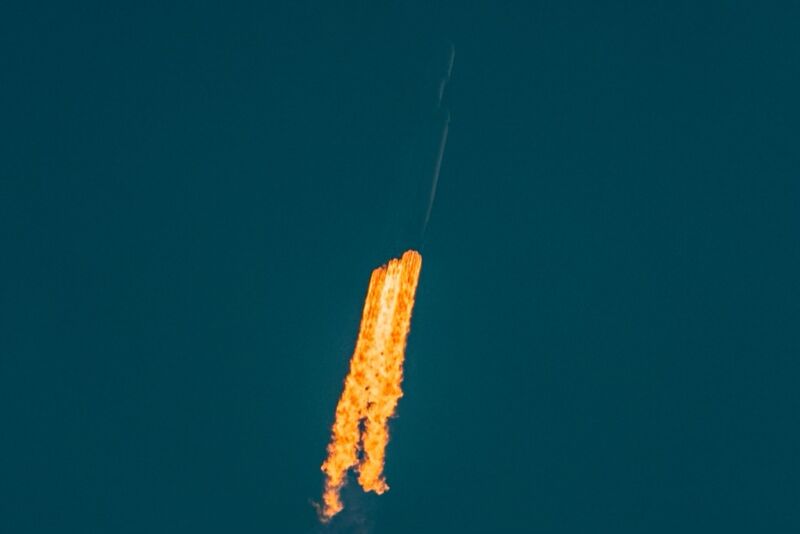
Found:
<box><xmin>422</xmin><ymin>44</ymin><xmax>454</xmax><ymax>238</ymax></box>
<box><xmin>422</xmin><ymin>111</ymin><xmax>449</xmax><ymax>235</ymax></box>
<box><xmin>318</xmin><ymin>250</ymin><xmax>422</xmax><ymax>522</ymax></box>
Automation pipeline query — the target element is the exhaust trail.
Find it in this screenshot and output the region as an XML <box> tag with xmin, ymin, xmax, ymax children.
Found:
<box><xmin>421</xmin><ymin>110</ymin><xmax>449</xmax><ymax>236</ymax></box>
<box><xmin>421</xmin><ymin>44</ymin><xmax>454</xmax><ymax>240</ymax></box>
<box><xmin>318</xmin><ymin>250</ymin><xmax>423</xmax><ymax>522</ymax></box>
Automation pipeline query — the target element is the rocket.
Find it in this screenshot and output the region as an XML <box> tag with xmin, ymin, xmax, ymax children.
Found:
<box><xmin>436</xmin><ymin>42</ymin><xmax>455</xmax><ymax>108</ymax></box>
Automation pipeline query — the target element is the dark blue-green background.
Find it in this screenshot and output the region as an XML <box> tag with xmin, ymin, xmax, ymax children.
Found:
<box><xmin>3</xmin><ymin>2</ymin><xmax>798</xmax><ymax>532</ymax></box>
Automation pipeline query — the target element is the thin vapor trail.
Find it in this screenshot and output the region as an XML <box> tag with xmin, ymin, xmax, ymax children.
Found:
<box><xmin>421</xmin><ymin>44</ymin><xmax>454</xmax><ymax>240</ymax></box>
<box><xmin>421</xmin><ymin>111</ymin><xmax>449</xmax><ymax>236</ymax></box>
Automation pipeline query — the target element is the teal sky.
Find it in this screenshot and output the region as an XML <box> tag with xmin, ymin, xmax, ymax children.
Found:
<box><xmin>3</xmin><ymin>2</ymin><xmax>798</xmax><ymax>533</ymax></box>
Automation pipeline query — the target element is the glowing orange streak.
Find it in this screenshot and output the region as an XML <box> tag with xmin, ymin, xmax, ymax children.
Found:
<box><xmin>358</xmin><ymin>251</ymin><xmax>421</xmax><ymax>493</ymax></box>
<box><xmin>319</xmin><ymin>250</ymin><xmax>422</xmax><ymax>521</ymax></box>
<box><xmin>319</xmin><ymin>268</ymin><xmax>385</xmax><ymax>518</ymax></box>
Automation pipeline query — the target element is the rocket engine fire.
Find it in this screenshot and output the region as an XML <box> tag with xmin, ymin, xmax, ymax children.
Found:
<box><xmin>318</xmin><ymin>250</ymin><xmax>422</xmax><ymax>521</ymax></box>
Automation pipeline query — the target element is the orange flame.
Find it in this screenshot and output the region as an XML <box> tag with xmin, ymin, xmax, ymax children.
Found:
<box><xmin>319</xmin><ymin>250</ymin><xmax>422</xmax><ymax>521</ymax></box>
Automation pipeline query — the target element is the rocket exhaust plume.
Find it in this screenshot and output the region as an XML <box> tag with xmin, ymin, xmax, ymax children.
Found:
<box><xmin>318</xmin><ymin>250</ymin><xmax>422</xmax><ymax>522</ymax></box>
